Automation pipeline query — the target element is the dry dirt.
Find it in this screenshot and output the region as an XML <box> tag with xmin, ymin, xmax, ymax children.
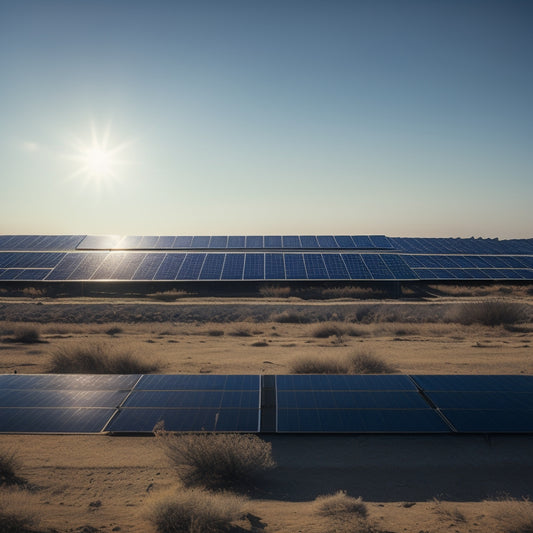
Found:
<box><xmin>0</xmin><ymin>293</ymin><xmax>532</xmax><ymax>532</ymax></box>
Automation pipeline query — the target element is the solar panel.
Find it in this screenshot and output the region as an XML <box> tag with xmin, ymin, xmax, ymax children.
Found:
<box><xmin>123</xmin><ymin>390</ymin><xmax>259</xmax><ymax>408</ymax></box>
<box><xmin>300</xmin><ymin>235</ymin><xmax>319</xmax><ymax>248</ymax></box>
<box><xmin>132</xmin><ymin>253</ymin><xmax>166</xmax><ymax>280</ymax></box>
<box><xmin>0</xmin><ymin>269</ymin><xmax>25</xmax><ymax>280</ymax></box>
<box><xmin>0</xmin><ymin>389</ymin><xmax>129</xmax><ymax>408</ymax></box>
<box><xmin>221</xmin><ymin>253</ymin><xmax>244</xmax><ymax>280</ymax></box>
<box><xmin>244</xmin><ymin>254</ymin><xmax>265</xmax><ymax>280</ymax></box>
<box><xmin>352</xmin><ymin>236</ymin><xmax>373</xmax><ymax>248</ymax></box>
<box><xmin>0</xmin><ymin>374</ymin><xmax>140</xmax><ymax>390</ymax></box>
<box><xmin>14</xmin><ymin>269</ymin><xmax>51</xmax><ymax>281</ymax></box>
<box><xmin>156</xmin><ymin>236</ymin><xmax>176</xmax><ymax>248</ymax></box>
<box><xmin>282</xmin><ymin>236</ymin><xmax>301</xmax><ymax>248</ymax></box>
<box><xmin>264</xmin><ymin>235</ymin><xmax>282</xmax><ymax>248</ymax></box>
<box><xmin>245</xmin><ymin>236</ymin><xmax>263</xmax><ymax>248</ymax></box>
<box><xmin>334</xmin><ymin>236</ymin><xmax>356</xmax><ymax>248</ymax></box>
<box><xmin>45</xmin><ymin>253</ymin><xmax>86</xmax><ymax>280</ymax></box>
<box><xmin>209</xmin><ymin>236</ymin><xmax>228</xmax><ymax>248</ymax></box>
<box><xmin>317</xmin><ymin>235</ymin><xmax>338</xmax><ymax>248</ymax></box>
<box><xmin>90</xmin><ymin>252</ymin><xmax>127</xmax><ymax>279</ymax></box>
<box><xmin>173</xmin><ymin>236</ymin><xmax>193</xmax><ymax>248</ymax></box>
<box><xmin>361</xmin><ymin>254</ymin><xmax>394</xmax><ymax>279</ymax></box>
<box><xmin>441</xmin><ymin>410</ymin><xmax>533</xmax><ymax>433</ymax></box>
<box><xmin>199</xmin><ymin>254</ymin><xmax>224</xmax><ymax>280</ymax></box>
<box><xmin>322</xmin><ymin>254</ymin><xmax>349</xmax><ymax>279</ymax></box>
<box><xmin>284</xmin><ymin>254</ymin><xmax>307</xmax><ymax>279</ymax></box>
<box><xmin>133</xmin><ymin>374</ymin><xmax>260</xmax><ymax>391</ymax></box>
<box><xmin>154</xmin><ymin>253</ymin><xmax>186</xmax><ymax>280</ymax></box>
<box><xmin>227</xmin><ymin>236</ymin><xmax>245</xmax><ymax>248</ymax></box>
<box><xmin>0</xmin><ymin>407</ymin><xmax>115</xmax><ymax>433</ymax></box>
<box><xmin>191</xmin><ymin>236</ymin><xmax>210</xmax><ymax>248</ymax></box>
<box><xmin>303</xmin><ymin>254</ymin><xmax>329</xmax><ymax>279</ymax></box>
<box><xmin>425</xmin><ymin>391</ymin><xmax>533</xmax><ymax>410</ymax></box>
<box><xmin>380</xmin><ymin>254</ymin><xmax>416</xmax><ymax>279</ymax></box>
<box><xmin>139</xmin><ymin>236</ymin><xmax>159</xmax><ymax>249</ymax></box>
<box><xmin>277</xmin><ymin>408</ymin><xmax>450</xmax><ymax>433</ymax></box>
<box><xmin>412</xmin><ymin>375</ymin><xmax>533</xmax><ymax>393</ymax></box>
<box><xmin>276</xmin><ymin>375</ymin><xmax>417</xmax><ymax>391</ymax></box>
<box><xmin>176</xmin><ymin>253</ymin><xmax>206</xmax><ymax>280</ymax></box>
<box><xmin>342</xmin><ymin>254</ymin><xmax>372</xmax><ymax>279</ymax></box>
<box><xmin>106</xmin><ymin>407</ymin><xmax>260</xmax><ymax>433</ymax></box>
<box><xmin>67</xmin><ymin>253</ymin><xmax>107</xmax><ymax>280</ymax></box>
<box><xmin>265</xmin><ymin>253</ymin><xmax>285</xmax><ymax>279</ymax></box>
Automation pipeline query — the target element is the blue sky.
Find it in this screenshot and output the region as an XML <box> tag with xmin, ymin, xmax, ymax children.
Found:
<box><xmin>1</xmin><ymin>0</ymin><xmax>532</xmax><ymax>238</ymax></box>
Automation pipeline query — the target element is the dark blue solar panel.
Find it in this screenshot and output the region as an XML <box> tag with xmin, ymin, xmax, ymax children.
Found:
<box><xmin>464</xmin><ymin>268</ymin><xmax>491</xmax><ymax>279</ymax></box>
<box><xmin>441</xmin><ymin>410</ymin><xmax>533</xmax><ymax>433</ymax></box>
<box><xmin>451</xmin><ymin>256</ymin><xmax>478</xmax><ymax>268</ymax></box>
<box><xmin>483</xmin><ymin>256</ymin><xmax>513</xmax><ymax>268</ymax></box>
<box><xmin>176</xmin><ymin>254</ymin><xmax>206</xmax><ymax>280</ymax></box>
<box><xmin>0</xmin><ymin>408</ymin><xmax>115</xmax><ymax>433</ymax></box>
<box><xmin>369</xmin><ymin>235</ymin><xmax>394</xmax><ymax>249</ymax></box>
<box><xmin>123</xmin><ymin>390</ymin><xmax>259</xmax><ymax>408</ymax></box>
<box><xmin>156</xmin><ymin>236</ymin><xmax>176</xmax><ymax>248</ymax></box>
<box><xmin>132</xmin><ymin>253</ymin><xmax>166</xmax><ymax>280</ymax></box>
<box><xmin>133</xmin><ymin>374</ymin><xmax>259</xmax><ymax>391</ymax></box>
<box><xmin>0</xmin><ymin>253</ymin><xmax>15</xmax><ymax>268</ymax></box>
<box><xmin>120</xmin><ymin>236</ymin><xmax>143</xmax><ymax>248</ymax></box>
<box><xmin>413</xmin><ymin>269</ymin><xmax>437</xmax><ymax>280</ymax></box>
<box><xmin>0</xmin><ymin>389</ymin><xmax>129</xmax><ymax>408</ymax></box>
<box><xmin>426</xmin><ymin>391</ymin><xmax>533</xmax><ymax>410</ymax></box>
<box><xmin>303</xmin><ymin>254</ymin><xmax>328</xmax><ymax>279</ymax></box>
<box><xmin>465</xmin><ymin>256</ymin><xmax>493</xmax><ymax>268</ymax></box>
<box><xmin>154</xmin><ymin>253</ymin><xmax>186</xmax><ymax>280</ymax></box>
<box><xmin>479</xmin><ymin>268</ymin><xmax>508</xmax><ymax>279</ymax></box>
<box><xmin>342</xmin><ymin>254</ymin><xmax>372</xmax><ymax>279</ymax></box>
<box><xmin>322</xmin><ymin>254</ymin><xmax>349</xmax><ymax>279</ymax></box>
<box><xmin>284</xmin><ymin>254</ymin><xmax>307</xmax><ymax>279</ymax></box>
<box><xmin>191</xmin><ymin>236</ymin><xmax>210</xmax><ymax>248</ymax></box>
<box><xmin>412</xmin><ymin>375</ymin><xmax>533</xmax><ymax>393</ymax></box>
<box><xmin>90</xmin><ymin>253</ymin><xmax>127</xmax><ymax>279</ymax></box>
<box><xmin>227</xmin><ymin>236</ymin><xmax>245</xmax><ymax>248</ymax></box>
<box><xmin>504</xmin><ymin>257</ymin><xmax>531</xmax><ymax>268</ymax></box>
<box><xmin>221</xmin><ymin>253</ymin><xmax>244</xmax><ymax>279</ymax></box>
<box><xmin>380</xmin><ymin>255</ymin><xmax>416</xmax><ymax>279</ymax></box>
<box><xmin>67</xmin><ymin>253</ymin><xmax>107</xmax><ymax>280</ymax></box>
<box><xmin>277</xmin><ymin>408</ymin><xmax>450</xmax><ymax>433</ymax></box>
<box><xmin>245</xmin><ymin>236</ymin><xmax>263</xmax><ymax>248</ymax></box>
<box><xmin>433</xmin><ymin>256</ymin><xmax>461</xmax><ymax>268</ymax></box>
<box><xmin>514</xmin><ymin>269</ymin><xmax>533</xmax><ymax>279</ymax></box>
<box><xmin>199</xmin><ymin>254</ymin><xmax>224</xmax><ymax>280</ymax></box>
<box><xmin>106</xmin><ymin>408</ymin><xmax>259</xmax><ymax>433</ymax></box>
<box><xmin>0</xmin><ymin>269</ymin><xmax>24</xmax><ymax>280</ymax></box>
<box><xmin>430</xmin><ymin>268</ymin><xmax>457</xmax><ymax>279</ymax></box>
<box><xmin>317</xmin><ymin>236</ymin><xmax>338</xmax><ymax>248</ymax></box>
<box><xmin>16</xmin><ymin>269</ymin><xmax>51</xmax><ymax>280</ymax></box>
<box><xmin>282</xmin><ymin>236</ymin><xmax>301</xmax><ymax>248</ymax></box>
<box><xmin>265</xmin><ymin>253</ymin><xmax>285</xmax><ymax>279</ymax></box>
<box><xmin>0</xmin><ymin>374</ymin><xmax>140</xmax><ymax>390</ymax></box>
<box><xmin>334</xmin><ymin>236</ymin><xmax>356</xmax><ymax>249</ymax></box>
<box><xmin>300</xmin><ymin>235</ymin><xmax>319</xmax><ymax>248</ymax></box>
<box><xmin>139</xmin><ymin>236</ymin><xmax>159</xmax><ymax>248</ymax></box>
<box><xmin>209</xmin><ymin>236</ymin><xmax>228</xmax><ymax>248</ymax></box>
<box><xmin>446</xmin><ymin>269</ymin><xmax>475</xmax><ymax>279</ymax></box>
<box><xmin>352</xmin><ymin>236</ymin><xmax>373</xmax><ymax>248</ymax></box>
<box><xmin>173</xmin><ymin>236</ymin><xmax>193</xmax><ymax>248</ymax></box>
<box><xmin>264</xmin><ymin>236</ymin><xmax>282</xmax><ymax>248</ymax></box>
<box><xmin>111</xmin><ymin>253</ymin><xmax>146</xmax><ymax>280</ymax></box>
<box><xmin>244</xmin><ymin>254</ymin><xmax>265</xmax><ymax>279</ymax></box>
<box><xmin>277</xmin><ymin>391</ymin><xmax>429</xmax><ymax>409</ymax></box>
<box><xmin>414</xmin><ymin>255</ymin><xmax>443</xmax><ymax>268</ymax></box>
<box><xmin>46</xmin><ymin>253</ymin><xmax>86</xmax><ymax>280</ymax></box>
<box><xmin>361</xmin><ymin>254</ymin><xmax>394</xmax><ymax>279</ymax></box>
<box><xmin>276</xmin><ymin>375</ymin><xmax>417</xmax><ymax>391</ymax></box>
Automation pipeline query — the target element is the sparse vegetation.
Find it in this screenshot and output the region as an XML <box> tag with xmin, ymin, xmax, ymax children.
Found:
<box><xmin>291</xmin><ymin>350</ymin><xmax>396</xmax><ymax>374</ymax></box>
<box><xmin>48</xmin><ymin>343</ymin><xmax>160</xmax><ymax>374</ymax></box>
<box><xmin>105</xmin><ymin>326</ymin><xmax>123</xmax><ymax>336</ymax></box>
<box><xmin>0</xmin><ymin>489</ymin><xmax>41</xmax><ymax>533</ymax></box>
<box><xmin>156</xmin><ymin>431</ymin><xmax>276</xmax><ymax>490</ymax></box>
<box><xmin>259</xmin><ymin>285</ymin><xmax>291</xmax><ymax>298</ymax></box>
<box><xmin>0</xmin><ymin>451</ymin><xmax>25</xmax><ymax>487</ymax></box>
<box><xmin>270</xmin><ymin>310</ymin><xmax>311</xmax><ymax>323</ymax></box>
<box><xmin>206</xmin><ymin>329</ymin><xmax>224</xmax><ymax>336</ymax></box>
<box><xmin>311</xmin><ymin>322</ymin><xmax>364</xmax><ymax>338</ymax></box>
<box><xmin>320</xmin><ymin>286</ymin><xmax>385</xmax><ymax>299</ymax></box>
<box><xmin>146</xmin><ymin>488</ymin><xmax>246</xmax><ymax>533</ymax></box>
<box><xmin>148</xmin><ymin>289</ymin><xmax>192</xmax><ymax>301</ymax></box>
<box><xmin>6</xmin><ymin>326</ymin><xmax>42</xmax><ymax>344</ymax></box>
<box><xmin>491</xmin><ymin>498</ymin><xmax>533</xmax><ymax>533</ymax></box>
<box><xmin>314</xmin><ymin>491</ymin><xmax>368</xmax><ymax>518</ymax></box>
<box><xmin>433</xmin><ymin>498</ymin><xmax>467</xmax><ymax>523</ymax></box>
<box><xmin>228</xmin><ymin>326</ymin><xmax>252</xmax><ymax>337</ymax></box>
<box><xmin>449</xmin><ymin>300</ymin><xmax>528</xmax><ymax>326</ymax></box>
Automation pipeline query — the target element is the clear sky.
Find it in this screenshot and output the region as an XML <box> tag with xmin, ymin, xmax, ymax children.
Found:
<box><xmin>1</xmin><ymin>0</ymin><xmax>532</xmax><ymax>238</ymax></box>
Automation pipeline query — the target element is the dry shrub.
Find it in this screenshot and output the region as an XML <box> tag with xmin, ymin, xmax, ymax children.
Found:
<box><xmin>0</xmin><ymin>451</ymin><xmax>25</xmax><ymax>487</ymax></box>
<box><xmin>320</xmin><ymin>286</ymin><xmax>385</xmax><ymax>299</ymax></box>
<box><xmin>270</xmin><ymin>310</ymin><xmax>311</xmax><ymax>323</ymax></box>
<box><xmin>0</xmin><ymin>488</ymin><xmax>41</xmax><ymax>533</ymax></box>
<box><xmin>229</xmin><ymin>326</ymin><xmax>252</xmax><ymax>337</ymax></box>
<box><xmin>491</xmin><ymin>498</ymin><xmax>533</xmax><ymax>533</ymax></box>
<box><xmin>291</xmin><ymin>350</ymin><xmax>396</xmax><ymax>374</ymax></box>
<box><xmin>48</xmin><ymin>343</ymin><xmax>160</xmax><ymax>374</ymax></box>
<box><xmin>146</xmin><ymin>488</ymin><xmax>245</xmax><ymax>533</ymax></box>
<box><xmin>148</xmin><ymin>290</ymin><xmax>192</xmax><ymax>301</ymax></box>
<box><xmin>21</xmin><ymin>287</ymin><xmax>46</xmax><ymax>298</ymax></box>
<box><xmin>259</xmin><ymin>285</ymin><xmax>291</xmax><ymax>298</ymax></box>
<box><xmin>206</xmin><ymin>329</ymin><xmax>224</xmax><ymax>337</ymax></box>
<box><xmin>314</xmin><ymin>491</ymin><xmax>368</xmax><ymax>518</ymax></box>
<box><xmin>9</xmin><ymin>326</ymin><xmax>42</xmax><ymax>344</ymax></box>
<box><xmin>433</xmin><ymin>498</ymin><xmax>467</xmax><ymax>523</ymax></box>
<box><xmin>311</xmin><ymin>322</ymin><xmax>364</xmax><ymax>338</ymax></box>
<box><xmin>449</xmin><ymin>300</ymin><xmax>528</xmax><ymax>326</ymax></box>
<box><xmin>156</xmin><ymin>431</ymin><xmax>276</xmax><ymax>489</ymax></box>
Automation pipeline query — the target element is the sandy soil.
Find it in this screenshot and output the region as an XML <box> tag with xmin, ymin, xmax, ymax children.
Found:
<box><xmin>0</xmin><ymin>294</ymin><xmax>532</xmax><ymax>532</ymax></box>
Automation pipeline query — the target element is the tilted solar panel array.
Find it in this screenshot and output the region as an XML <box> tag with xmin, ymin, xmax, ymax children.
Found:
<box><xmin>0</xmin><ymin>235</ymin><xmax>532</xmax><ymax>282</ymax></box>
<box><xmin>1</xmin><ymin>374</ymin><xmax>532</xmax><ymax>434</ymax></box>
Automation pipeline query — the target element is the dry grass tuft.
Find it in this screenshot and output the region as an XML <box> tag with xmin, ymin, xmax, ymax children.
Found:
<box><xmin>0</xmin><ymin>451</ymin><xmax>25</xmax><ymax>487</ymax></box>
<box><xmin>291</xmin><ymin>350</ymin><xmax>396</xmax><ymax>374</ymax></box>
<box><xmin>491</xmin><ymin>497</ymin><xmax>533</xmax><ymax>533</ymax></box>
<box><xmin>228</xmin><ymin>326</ymin><xmax>253</xmax><ymax>337</ymax></box>
<box><xmin>206</xmin><ymin>329</ymin><xmax>224</xmax><ymax>337</ymax></box>
<box><xmin>448</xmin><ymin>300</ymin><xmax>529</xmax><ymax>326</ymax></box>
<box><xmin>311</xmin><ymin>322</ymin><xmax>365</xmax><ymax>338</ymax></box>
<box><xmin>320</xmin><ymin>286</ymin><xmax>385</xmax><ymax>299</ymax></box>
<box><xmin>148</xmin><ymin>289</ymin><xmax>192</xmax><ymax>301</ymax></box>
<box><xmin>155</xmin><ymin>430</ymin><xmax>275</xmax><ymax>490</ymax></box>
<box><xmin>433</xmin><ymin>498</ymin><xmax>467</xmax><ymax>523</ymax></box>
<box><xmin>259</xmin><ymin>285</ymin><xmax>291</xmax><ymax>298</ymax></box>
<box><xmin>146</xmin><ymin>487</ymin><xmax>246</xmax><ymax>533</ymax></box>
<box><xmin>8</xmin><ymin>326</ymin><xmax>42</xmax><ymax>344</ymax></box>
<box><xmin>0</xmin><ymin>488</ymin><xmax>41</xmax><ymax>533</ymax></box>
<box><xmin>48</xmin><ymin>342</ymin><xmax>160</xmax><ymax>374</ymax></box>
<box><xmin>314</xmin><ymin>491</ymin><xmax>368</xmax><ymax>519</ymax></box>
<box><xmin>270</xmin><ymin>310</ymin><xmax>311</xmax><ymax>323</ymax></box>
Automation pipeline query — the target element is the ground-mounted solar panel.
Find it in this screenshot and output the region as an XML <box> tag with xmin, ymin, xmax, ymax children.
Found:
<box><xmin>156</xmin><ymin>236</ymin><xmax>177</xmax><ymax>249</ymax></box>
<box><xmin>138</xmin><ymin>236</ymin><xmax>158</xmax><ymax>249</ymax></box>
<box><xmin>300</xmin><ymin>235</ymin><xmax>319</xmax><ymax>248</ymax></box>
<box><xmin>67</xmin><ymin>253</ymin><xmax>108</xmax><ymax>280</ymax></box>
<box><xmin>227</xmin><ymin>236</ymin><xmax>245</xmax><ymax>248</ymax></box>
<box><xmin>173</xmin><ymin>236</ymin><xmax>193</xmax><ymax>248</ymax></box>
<box><xmin>132</xmin><ymin>253</ymin><xmax>166</xmax><ymax>280</ymax></box>
<box><xmin>284</xmin><ymin>254</ymin><xmax>307</xmax><ymax>279</ymax></box>
<box><xmin>244</xmin><ymin>253</ymin><xmax>265</xmax><ymax>279</ymax></box>
<box><xmin>342</xmin><ymin>254</ymin><xmax>372</xmax><ymax>279</ymax></box>
<box><xmin>440</xmin><ymin>410</ymin><xmax>533</xmax><ymax>433</ymax></box>
<box><xmin>352</xmin><ymin>236</ymin><xmax>373</xmax><ymax>248</ymax></box>
<box><xmin>264</xmin><ymin>235</ymin><xmax>282</xmax><ymax>248</ymax></box>
<box><xmin>277</xmin><ymin>408</ymin><xmax>450</xmax><ymax>433</ymax></box>
<box><xmin>361</xmin><ymin>254</ymin><xmax>394</xmax><ymax>279</ymax></box>
<box><xmin>133</xmin><ymin>374</ymin><xmax>260</xmax><ymax>391</ymax></box>
<box><xmin>176</xmin><ymin>253</ymin><xmax>206</xmax><ymax>280</ymax></box>
<box><xmin>209</xmin><ymin>236</ymin><xmax>228</xmax><ymax>248</ymax></box>
<box><xmin>514</xmin><ymin>269</ymin><xmax>533</xmax><ymax>279</ymax></box>
<box><xmin>221</xmin><ymin>253</ymin><xmax>244</xmax><ymax>279</ymax></box>
<box><xmin>0</xmin><ymin>389</ymin><xmax>129</xmax><ymax>408</ymax></box>
<box><xmin>304</xmin><ymin>254</ymin><xmax>329</xmax><ymax>279</ymax></box>
<box><xmin>411</xmin><ymin>375</ymin><xmax>533</xmax><ymax>393</ymax></box>
<box><xmin>0</xmin><ymin>374</ymin><xmax>140</xmax><ymax>390</ymax></box>
<box><xmin>276</xmin><ymin>374</ymin><xmax>417</xmax><ymax>391</ymax></box>
<box><xmin>380</xmin><ymin>254</ymin><xmax>417</xmax><ymax>279</ymax></box>
<box><xmin>425</xmin><ymin>391</ymin><xmax>533</xmax><ymax>410</ymax></box>
<box><xmin>0</xmin><ymin>269</ymin><xmax>25</xmax><ymax>280</ymax></box>
<box><xmin>110</xmin><ymin>252</ymin><xmax>146</xmax><ymax>280</ymax></box>
<box><xmin>334</xmin><ymin>236</ymin><xmax>356</xmax><ymax>249</ymax></box>
<box><xmin>246</xmin><ymin>236</ymin><xmax>263</xmax><ymax>248</ymax></box>
<box><xmin>119</xmin><ymin>235</ymin><xmax>143</xmax><ymax>249</ymax></box>
<box><xmin>88</xmin><ymin>252</ymin><xmax>126</xmax><ymax>279</ymax></box>
<box><xmin>123</xmin><ymin>390</ymin><xmax>259</xmax><ymax>408</ymax></box>
<box><xmin>265</xmin><ymin>253</ymin><xmax>285</xmax><ymax>279</ymax></box>
<box><xmin>369</xmin><ymin>235</ymin><xmax>394</xmax><ymax>249</ymax></box>
<box><xmin>317</xmin><ymin>235</ymin><xmax>338</xmax><ymax>248</ymax></box>
<box><xmin>15</xmin><ymin>269</ymin><xmax>52</xmax><ymax>281</ymax></box>
<box><xmin>282</xmin><ymin>236</ymin><xmax>301</xmax><ymax>248</ymax></box>
<box><xmin>154</xmin><ymin>253</ymin><xmax>186</xmax><ymax>280</ymax></box>
<box><xmin>0</xmin><ymin>407</ymin><xmax>116</xmax><ymax>433</ymax></box>
<box><xmin>199</xmin><ymin>254</ymin><xmax>224</xmax><ymax>280</ymax></box>
<box><xmin>45</xmin><ymin>253</ymin><xmax>87</xmax><ymax>280</ymax></box>
<box><xmin>322</xmin><ymin>254</ymin><xmax>349</xmax><ymax>279</ymax></box>
<box><xmin>106</xmin><ymin>407</ymin><xmax>260</xmax><ymax>433</ymax></box>
<box><xmin>191</xmin><ymin>236</ymin><xmax>210</xmax><ymax>248</ymax></box>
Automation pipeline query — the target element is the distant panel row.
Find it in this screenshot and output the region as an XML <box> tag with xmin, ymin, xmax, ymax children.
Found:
<box><xmin>2</xmin><ymin>252</ymin><xmax>532</xmax><ymax>282</ymax></box>
<box><xmin>0</xmin><ymin>235</ymin><xmax>84</xmax><ymax>251</ymax></box>
<box><xmin>77</xmin><ymin>234</ymin><xmax>395</xmax><ymax>250</ymax></box>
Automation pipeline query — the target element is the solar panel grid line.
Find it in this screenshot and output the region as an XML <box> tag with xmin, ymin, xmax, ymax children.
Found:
<box><xmin>177</xmin><ymin>253</ymin><xmax>207</xmax><ymax>280</ymax></box>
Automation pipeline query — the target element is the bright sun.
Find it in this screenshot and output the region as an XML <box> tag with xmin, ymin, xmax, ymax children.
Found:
<box><xmin>67</xmin><ymin>122</ymin><xmax>131</xmax><ymax>187</ymax></box>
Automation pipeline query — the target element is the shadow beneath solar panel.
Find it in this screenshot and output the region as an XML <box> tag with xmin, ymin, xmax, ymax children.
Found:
<box><xmin>253</xmin><ymin>435</ymin><xmax>533</xmax><ymax>502</ymax></box>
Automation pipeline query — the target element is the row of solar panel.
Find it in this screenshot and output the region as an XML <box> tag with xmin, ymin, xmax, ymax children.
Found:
<box><xmin>1</xmin><ymin>252</ymin><xmax>532</xmax><ymax>281</ymax></box>
<box><xmin>0</xmin><ymin>374</ymin><xmax>532</xmax><ymax>434</ymax></box>
<box><xmin>77</xmin><ymin>234</ymin><xmax>395</xmax><ymax>250</ymax></box>
<box><xmin>0</xmin><ymin>235</ymin><xmax>84</xmax><ymax>251</ymax></box>
<box><xmin>391</xmin><ymin>237</ymin><xmax>533</xmax><ymax>256</ymax></box>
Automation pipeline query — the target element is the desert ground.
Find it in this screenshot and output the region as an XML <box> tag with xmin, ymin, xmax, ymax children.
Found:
<box><xmin>0</xmin><ymin>285</ymin><xmax>532</xmax><ymax>532</ymax></box>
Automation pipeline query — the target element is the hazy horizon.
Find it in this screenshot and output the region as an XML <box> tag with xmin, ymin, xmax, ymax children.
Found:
<box><xmin>2</xmin><ymin>1</ymin><xmax>532</xmax><ymax>239</ymax></box>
